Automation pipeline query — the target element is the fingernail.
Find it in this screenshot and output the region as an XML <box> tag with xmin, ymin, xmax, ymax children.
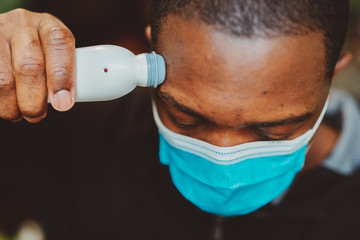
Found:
<box><xmin>53</xmin><ymin>90</ymin><xmax>74</xmax><ymax>111</ymax></box>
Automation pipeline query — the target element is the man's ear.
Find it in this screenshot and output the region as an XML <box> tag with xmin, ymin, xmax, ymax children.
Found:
<box><xmin>145</xmin><ymin>25</ymin><xmax>151</xmax><ymax>43</ymax></box>
<box><xmin>333</xmin><ymin>52</ymin><xmax>353</xmax><ymax>76</ymax></box>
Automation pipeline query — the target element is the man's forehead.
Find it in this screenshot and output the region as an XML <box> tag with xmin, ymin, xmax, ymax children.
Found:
<box><xmin>157</xmin><ymin>15</ymin><xmax>326</xmax><ymax>82</ymax></box>
<box><xmin>155</xmin><ymin>16</ymin><xmax>329</xmax><ymax>123</ymax></box>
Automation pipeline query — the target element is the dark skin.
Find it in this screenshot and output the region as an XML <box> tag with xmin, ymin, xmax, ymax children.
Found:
<box><xmin>0</xmin><ymin>9</ymin><xmax>76</xmax><ymax>123</ymax></box>
<box><xmin>0</xmin><ymin>10</ymin><xmax>352</xmax><ymax>170</ymax></box>
<box><xmin>148</xmin><ymin>15</ymin><xmax>352</xmax><ymax>169</ymax></box>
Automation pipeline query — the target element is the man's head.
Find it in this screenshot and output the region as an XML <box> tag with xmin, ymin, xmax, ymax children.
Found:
<box><xmin>149</xmin><ymin>0</ymin><xmax>351</xmax><ymax>147</ymax></box>
<box><xmin>150</xmin><ymin>0</ymin><xmax>349</xmax><ymax>80</ymax></box>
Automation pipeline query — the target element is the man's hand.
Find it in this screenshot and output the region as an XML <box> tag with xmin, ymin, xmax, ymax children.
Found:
<box><xmin>0</xmin><ymin>9</ymin><xmax>76</xmax><ymax>123</ymax></box>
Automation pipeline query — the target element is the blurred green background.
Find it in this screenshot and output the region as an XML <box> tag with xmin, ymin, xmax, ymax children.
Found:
<box><xmin>0</xmin><ymin>0</ymin><xmax>24</xmax><ymax>13</ymax></box>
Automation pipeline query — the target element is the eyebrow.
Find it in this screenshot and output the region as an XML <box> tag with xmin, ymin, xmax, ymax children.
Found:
<box><xmin>155</xmin><ymin>89</ymin><xmax>316</xmax><ymax>128</ymax></box>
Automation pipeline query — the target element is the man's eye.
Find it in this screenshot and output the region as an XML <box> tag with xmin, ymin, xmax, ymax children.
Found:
<box><xmin>169</xmin><ymin>115</ymin><xmax>201</xmax><ymax>130</ymax></box>
<box><xmin>252</xmin><ymin>128</ymin><xmax>294</xmax><ymax>141</ymax></box>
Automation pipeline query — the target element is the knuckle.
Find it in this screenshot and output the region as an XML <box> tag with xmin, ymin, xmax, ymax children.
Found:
<box><xmin>16</xmin><ymin>58</ymin><xmax>45</xmax><ymax>83</ymax></box>
<box><xmin>6</xmin><ymin>8</ymin><xmax>28</xmax><ymax>22</ymax></box>
<box><xmin>1</xmin><ymin>9</ymin><xmax>39</xmax><ymax>30</ymax></box>
<box><xmin>0</xmin><ymin>71</ymin><xmax>14</xmax><ymax>90</ymax></box>
<box><xmin>51</xmin><ymin>64</ymin><xmax>73</xmax><ymax>83</ymax></box>
<box><xmin>40</xmin><ymin>12</ymin><xmax>52</xmax><ymax>19</ymax></box>
<box><xmin>46</xmin><ymin>27</ymin><xmax>75</xmax><ymax>49</ymax></box>
<box><xmin>8</xmin><ymin>8</ymin><xmax>27</xmax><ymax>16</ymax></box>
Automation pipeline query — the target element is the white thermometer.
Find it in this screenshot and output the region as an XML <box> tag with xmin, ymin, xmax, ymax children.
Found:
<box><xmin>69</xmin><ymin>45</ymin><xmax>166</xmax><ymax>102</ymax></box>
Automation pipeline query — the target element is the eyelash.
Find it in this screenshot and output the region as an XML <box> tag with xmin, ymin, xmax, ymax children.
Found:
<box><xmin>170</xmin><ymin>117</ymin><xmax>294</xmax><ymax>141</ymax></box>
<box><xmin>252</xmin><ymin>128</ymin><xmax>294</xmax><ymax>141</ymax></box>
<box><xmin>169</xmin><ymin>116</ymin><xmax>201</xmax><ymax>130</ymax></box>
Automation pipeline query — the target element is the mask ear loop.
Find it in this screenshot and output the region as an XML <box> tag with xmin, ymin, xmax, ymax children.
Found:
<box><xmin>305</xmin><ymin>94</ymin><xmax>331</xmax><ymax>154</ymax></box>
<box><xmin>306</xmin><ymin>139</ymin><xmax>314</xmax><ymax>155</ymax></box>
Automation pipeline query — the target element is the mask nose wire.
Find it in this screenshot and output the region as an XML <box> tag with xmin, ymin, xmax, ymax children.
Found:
<box><xmin>152</xmin><ymin>95</ymin><xmax>330</xmax><ymax>159</ymax></box>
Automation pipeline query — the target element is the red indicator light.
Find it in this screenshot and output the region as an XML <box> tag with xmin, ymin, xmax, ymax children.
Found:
<box><xmin>104</xmin><ymin>68</ymin><xmax>108</xmax><ymax>73</ymax></box>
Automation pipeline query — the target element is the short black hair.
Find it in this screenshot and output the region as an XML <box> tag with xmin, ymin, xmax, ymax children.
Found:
<box><xmin>150</xmin><ymin>0</ymin><xmax>349</xmax><ymax>81</ymax></box>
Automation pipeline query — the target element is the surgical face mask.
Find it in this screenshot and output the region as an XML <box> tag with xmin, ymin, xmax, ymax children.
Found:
<box><xmin>152</xmin><ymin>99</ymin><xmax>329</xmax><ymax>217</ymax></box>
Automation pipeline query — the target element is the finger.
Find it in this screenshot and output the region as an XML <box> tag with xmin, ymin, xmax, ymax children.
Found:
<box><xmin>11</xmin><ymin>25</ymin><xmax>48</xmax><ymax>123</ymax></box>
<box><xmin>11</xmin><ymin>117</ymin><xmax>23</xmax><ymax>123</ymax></box>
<box><xmin>39</xmin><ymin>14</ymin><xmax>76</xmax><ymax>112</ymax></box>
<box><xmin>0</xmin><ymin>38</ymin><xmax>21</xmax><ymax>121</ymax></box>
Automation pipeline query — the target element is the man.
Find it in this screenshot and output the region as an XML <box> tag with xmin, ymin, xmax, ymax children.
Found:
<box><xmin>0</xmin><ymin>0</ymin><xmax>359</xmax><ymax>239</ymax></box>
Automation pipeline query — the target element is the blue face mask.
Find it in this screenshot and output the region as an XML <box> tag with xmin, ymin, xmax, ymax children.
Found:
<box><xmin>152</xmin><ymin>99</ymin><xmax>329</xmax><ymax>217</ymax></box>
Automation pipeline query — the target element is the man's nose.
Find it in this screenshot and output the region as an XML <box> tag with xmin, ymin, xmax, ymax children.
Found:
<box><xmin>201</xmin><ymin>128</ymin><xmax>255</xmax><ymax>147</ymax></box>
